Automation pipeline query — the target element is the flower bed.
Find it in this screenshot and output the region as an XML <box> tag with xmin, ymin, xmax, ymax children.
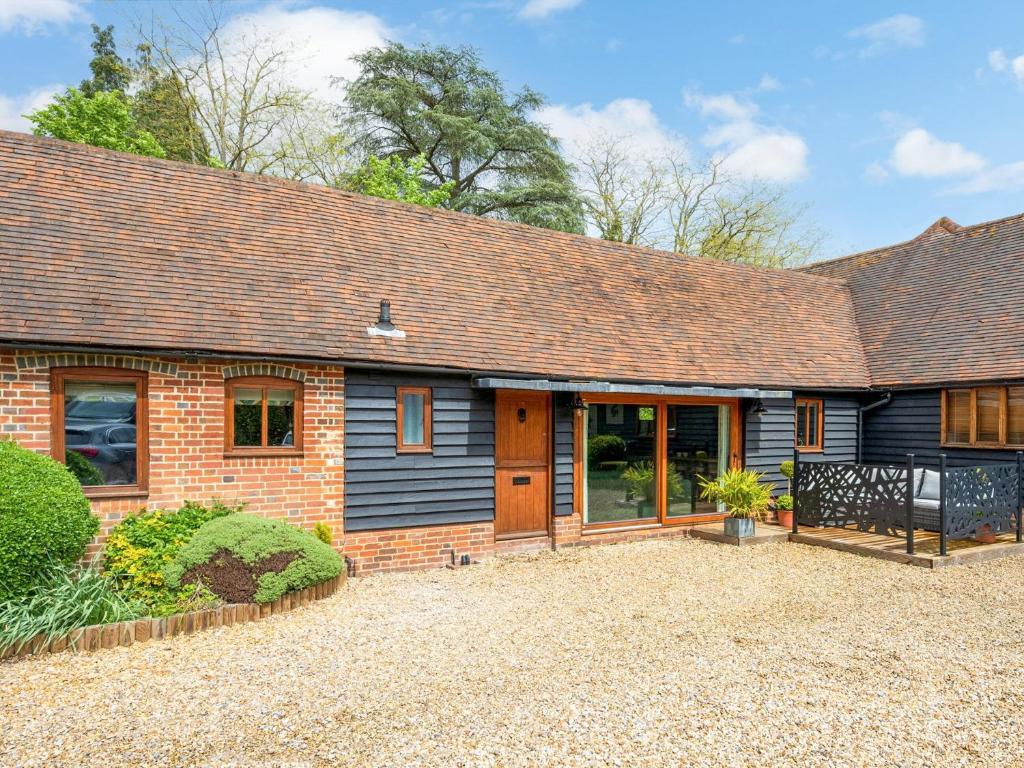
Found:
<box><xmin>1</xmin><ymin>573</ymin><xmax>344</xmax><ymax>660</ymax></box>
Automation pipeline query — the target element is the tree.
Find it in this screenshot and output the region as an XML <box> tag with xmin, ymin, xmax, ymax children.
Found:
<box><xmin>27</xmin><ymin>88</ymin><xmax>166</xmax><ymax>158</ymax></box>
<box><xmin>343</xmin><ymin>42</ymin><xmax>582</xmax><ymax>232</ymax></box>
<box><xmin>573</xmin><ymin>135</ymin><xmax>819</xmax><ymax>268</ymax></box>
<box><xmin>130</xmin><ymin>43</ymin><xmax>212</xmax><ymax>164</ymax></box>
<box><xmin>80</xmin><ymin>24</ymin><xmax>131</xmax><ymax>97</ymax></box>
<box><xmin>134</xmin><ymin>3</ymin><xmax>342</xmax><ymax>178</ymax></box>
<box><xmin>352</xmin><ymin>155</ymin><xmax>454</xmax><ymax>207</ymax></box>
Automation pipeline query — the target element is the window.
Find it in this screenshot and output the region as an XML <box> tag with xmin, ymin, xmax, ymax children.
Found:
<box><xmin>51</xmin><ymin>368</ymin><xmax>148</xmax><ymax>496</ymax></box>
<box><xmin>397</xmin><ymin>387</ymin><xmax>432</xmax><ymax>453</ymax></box>
<box><xmin>943</xmin><ymin>386</ymin><xmax>1024</xmax><ymax>448</ymax></box>
<box><xmin>795</xmin><ymin>398</ymin><xmax>823</xmax><ymax>452</ymax></box>
<box><xmin>225</xmin><ymin>377</ymin><xmax>303</xmax><ymax>455</ymax></box>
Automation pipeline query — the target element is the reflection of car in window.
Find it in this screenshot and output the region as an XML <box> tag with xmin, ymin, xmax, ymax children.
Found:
<box><xmin>65</xmin><ymin>398</ymin><xmax>136</xmax><ymax>423</ymax></box>
<box><xmin>282</xmin><ymin>430</ymin><xmax>293</xmax><ymax>447</ymax></box>
<box><xmin>65</xmin><ymin>424</ymin><xmax>137</xmax><ymax>485</ymax></box>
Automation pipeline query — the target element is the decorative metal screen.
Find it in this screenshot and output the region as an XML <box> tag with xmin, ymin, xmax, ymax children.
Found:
<box><xmin>796</xmin><ymin>462</ymin><xmax>909</xmax><ymax>535</ymax></box>
<box><xmin>943</xmin><ymin>464</ymin><xmax>1020</xmax><ymax>540</ymax></box>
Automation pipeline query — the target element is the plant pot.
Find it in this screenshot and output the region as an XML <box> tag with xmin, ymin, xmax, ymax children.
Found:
<box><xmin>975</xmin><ymin>523</ymin><xmax>997</xmax><ymax>544</ymax></box>
<box><xmin>776</xmin><ymin>509</ymin><xmax>794</xmax><ymax>529</ymax></box>
<box><xmin>724</xmin><ymin>516</ymin><xmax>755</xmax><ymax>538</ymax></box>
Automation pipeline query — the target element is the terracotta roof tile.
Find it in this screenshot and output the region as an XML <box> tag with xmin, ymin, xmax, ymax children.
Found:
<box><xmin>803</xmin><ymin>214</ymin><xmax>1024</xmax><ymax>387</ymax></box>
<box><xmin>0</xmin><ymin>131</ymin><xmax>870</xmax><ymax>389</ymax></box>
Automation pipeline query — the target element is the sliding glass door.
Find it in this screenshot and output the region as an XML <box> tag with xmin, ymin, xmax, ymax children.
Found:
<box><xmin>665</xmin><ymin>404</ymin><xmax>731</xmax><ymax>519</ymax></box>
<box><xmin>582</xmin><ymin>398</ymin><xmax>737</xmax><ymax>527</ymax></box>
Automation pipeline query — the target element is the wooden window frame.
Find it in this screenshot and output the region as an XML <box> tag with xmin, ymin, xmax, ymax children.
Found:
<box><xmin>224</xmin><ymin>376</ymin><xmax>304</xmax><ymax>458</ymax></box>
<box><xmin>941</xmin><ymin>386</ymin><xmax>1024</xmax><ymax>449</ymax></box>
<box><xmin>573</xmin><ymin>394</ymin><xmax>743</xmax><ymax>530</ymax></box>
<box><xmin>50</xmin><ymin>367</ymin><xmax>149</xmax><ymax>499</ymax></box>
<box><xmin>795</xmin><ymin>397</ymin><xmax>824</xmax><ymax>453</ymax></box>
<box><xmin>396</xmin><ymin>386</ymin><xmax>433</xmax><ymax>454</ymax></box>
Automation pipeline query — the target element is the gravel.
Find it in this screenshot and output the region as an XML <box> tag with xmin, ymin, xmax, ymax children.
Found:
<box><xmin>3</xmin><ymin>537</ymin><xmax>1024</xmax><ymax>767</ymax></box>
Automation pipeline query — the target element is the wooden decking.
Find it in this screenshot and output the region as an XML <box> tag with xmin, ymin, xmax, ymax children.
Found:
<box><xmin>790</xmin><ymin>525</ymin><xmax>1024</xmax><ymax>568</ymax></box>
<box><xmin>692</xmin><ymin>520</ymin><xmax>1024</xmax><ymax>568</ymax></box>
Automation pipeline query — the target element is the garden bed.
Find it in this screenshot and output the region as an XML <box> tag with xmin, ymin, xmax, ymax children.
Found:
<box><xmin>1</xmin><ymin>573</ymin><xmax>344</xmax><ymax>660</ymax></box>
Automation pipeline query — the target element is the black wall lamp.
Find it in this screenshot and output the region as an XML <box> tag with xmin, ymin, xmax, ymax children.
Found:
<box><xmin>569</xmin><ymin>394</ymin><xmax>588</xmax><ymax>411</ymax></box>
<box><xmin>749</xmin><ymin>399</ymin><xmax>767</xmax><ymax>416</ymax></box>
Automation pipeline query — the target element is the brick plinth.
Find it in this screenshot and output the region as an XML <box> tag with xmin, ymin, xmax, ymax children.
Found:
<box><xmin>343</xmin><ymin>523</ymin><xmax>494</xmax><ymax>575</ymax></box>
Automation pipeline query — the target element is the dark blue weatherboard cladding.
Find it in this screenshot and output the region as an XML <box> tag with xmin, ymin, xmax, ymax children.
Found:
<box><xmin>744</xmin><ymin>394</ymin><xmax>860</xmax><ymax>488</ymax></box>
<box><xmin>344</xmin><ymin>370</ymin><xmax>496</xmax><ymax>531</ymax></box>
<box><xmin>553</xmin><ymin>396</ymin><xmax>575</xmax><ymax>516</ymax></box>
<box><xmin>863</xmin><ymin>389</ymin><xmax>1022</xmax><ymax>468</ymax></box>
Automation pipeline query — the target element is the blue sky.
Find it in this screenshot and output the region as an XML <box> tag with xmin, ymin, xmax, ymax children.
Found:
<box><xmin>2</xmin><ymin>0</ymin><xmax>1023</xmax><ymax>258</ymax></box>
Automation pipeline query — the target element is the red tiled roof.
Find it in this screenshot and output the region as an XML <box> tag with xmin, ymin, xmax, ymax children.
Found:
<box><xmin>0</xmin><ymin>131</ymin><xmax>870</xmax><ymax>390</ymax></box>
<box><xmin>802</xmin><ymin>214</ymin><xmax>1024</xmax><ymax>387</ymax></box>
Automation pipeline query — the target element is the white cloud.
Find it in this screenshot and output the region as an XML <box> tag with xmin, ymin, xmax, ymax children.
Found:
<box><xmin>987</xmin><ymin>48</ymin><xmax>1024</xmax><ymax>85</ymax></box>
<box><xmin>949</xmin><ymin>161</ymin><xmax>1024</xmax><ymax>195</ymax></box>
<box><xmin>864</xmin><ymin>161</ymin><xmax>890</xmax><ymax>183</ymax></box>
<box><xmin>519</xmin><ymin>0</ymin><xmax>582</xmax><ymax>20</ymax></box>
<box><xmin>0</xmin><ymin>84</ymin><xmax>62</xmax><ymax>132</ymax></box>
<box><xmin>222</xmin><ymin>5</ymin><xmax>392</xmax><ymax>103</ymax></box>
<box><xmin>535</xmin><ymin>98</ymin><xmax>687</xmax><ymax>161</ymax></box>
<box><xmin>846</xmin><ymin>14</ymin><xmax>925</xmax><ymax>58</ymax></box>
<box><xmin>684</xmin><ymin>87</ymin><xmax>808</xmax><ymax>183</ymax></box>
<box><xmin>757</xmin><ymin>74</ymin><xmax>781</xmax><ymax>92</ymax></box>
<box><xmin>889</xmin><ymin>128</ymin><xmax>986</xmax><ymax>177</ymax></box>
<box><xmin>729</xmin><ymin>33</ymin><xmax>746</xmax><ymax>45</ymax></box>
<box><xmin>0</xmin><ymin>0</ymin><xmax>86</xmax><ymax>34</ymax></box>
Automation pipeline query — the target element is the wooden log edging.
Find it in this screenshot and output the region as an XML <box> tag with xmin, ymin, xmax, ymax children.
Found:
<box><xmin>0</xmin><ymin>573</ymin><xmax>346</xmax><ymax>662</ymax></box>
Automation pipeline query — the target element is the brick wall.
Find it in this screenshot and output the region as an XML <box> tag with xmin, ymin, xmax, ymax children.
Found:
<box><xmin>343</xmin><ymin>523</ymin><xmax>494</xmax><ymax>575</ymax></box>
<box><xmin>0</xmin><ymin>351</ymin><xmax>345</xmax><ymax>555</ymax></box>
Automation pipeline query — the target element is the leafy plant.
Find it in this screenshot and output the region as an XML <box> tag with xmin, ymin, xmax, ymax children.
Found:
<box><xmin>775</xmin><ymin>493</ymin><xmax>794</xmax><ymax>511</ymax></box>
<box><xmin>165</xmin><ymin>514</ymin><xmax>343</xmax><ymax>604</ymax></box>
<box><xmin>698</xmin><ymin>468</ymin><xmax>774</xmax><ymax>520</ymax></box>
<box><xmin>779</xmin><ymin>461</ymin><xmax>794</xmax><ymax>480</ymax></box>
<box><xmin>103</xmin><ymin>501</ymin><xmax>240</xmax><ymax>616</ymax></box>
<box><xmin>0</xmin><ymin>441</ymin><xmax>98</xmax><ymax>602</ymax></box>
<box><xmin>587</xmin><ymin>434</ymin><xmax>627</xmax><ymax>465</ymax></box>
<box><xmin>0</xmin><ymin>562</ymin><xmax>145</xmax><ymax>652</ymax></box>
<box><xmin>621</xmin><ymin>460</ymin><xmax>684</xmax><ymax>502</ymax></box>
<box><xmin>353</xmin><ymin>155</ymin><xmax>455</xmax><ymax>207</ymax></box>
<box><xmin>64</xmin><ymin>449</ymin><xmax>103</xmax><ymax>486</ymax></box>
<box><xmin>313</xmin><ymin>522</ymin><xmax>333</xmax><ymax>546</ymax></box>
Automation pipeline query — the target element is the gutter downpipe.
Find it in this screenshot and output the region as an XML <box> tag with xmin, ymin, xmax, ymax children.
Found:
<box><xmin>857</xmin><ymin>391</ymin><xmax>893</xmax><ymax>463</ymax></box>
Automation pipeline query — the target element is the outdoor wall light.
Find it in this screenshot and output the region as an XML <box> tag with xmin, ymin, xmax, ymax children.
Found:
<box><xmin>569</xmin><ymin>394</ymin><xmax>588</xmax><ymax>411</ymax></box>
<box><xmin>750</xmin><ymin>399</ymin><xmax>767</xmax><ymax>416</ymax></box>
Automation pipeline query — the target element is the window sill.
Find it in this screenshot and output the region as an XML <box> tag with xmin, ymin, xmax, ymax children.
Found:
<box><xmin>223</xmin><ymin>450</ymin><xmax>304</xmax><ymax>459</ymax></box>
<box><xmin>396</xmin><ymin>447</ymin><xmax>434</xmax><ymax>455</ymax></box>
<box><xmin>797</xmin><ymin>448</ymin><xmax>824</xmax><ymax>454</ymax></box>
<box><xmin>942</xmin><ymin>443</ymin><xmax>1024</xmax><ymax>450</ymax></box>
<box><xmin>82</xmin><ymin>487</ymin><xmax>149</xmax><ymax>500</ymax></box>
<box><xmin>582</xmin><ymin>522</ymin><xmax>660</xmax><ymax>535</ymax></box>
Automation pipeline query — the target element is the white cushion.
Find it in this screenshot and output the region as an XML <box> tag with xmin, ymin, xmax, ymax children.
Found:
<box><xmin>918</xmin><ymin>469</ymin><xmax>941</xmax><ymax>501</ymax></box>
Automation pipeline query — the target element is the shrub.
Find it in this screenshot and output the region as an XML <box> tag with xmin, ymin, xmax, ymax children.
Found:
<box><xmin>64</xmin><ymin>450</ymin><xmax>103</xmax><ymax>486</ymax></box>
<box><xmin>0</xmin><ymin>562</ymin><xmax>145</xmax><ymax>652</ymax></box>
<box><xmin>775</xmin><ymin>493</ymin><xmax>794</xmax><ymax>511</ymax></box>
<box><xmin>103</xmin><ymin>501</ymin><xmax>240</xmax><ymax>616</ymax></box>
<box><xmin>313</xmin><ymin>522</ymin><xmax>333</xmax><ymax>546</ymax></box>
<box><xmin>0</xmin><ymin>441</ymin><xmax>98</xmax><ymax>602</ymax></box>
<box><xmin>165</xmin><ymin>514</ymin><xmax>343</xmax><ymax>604</ymax></box>
<box><xmin>779</xmin><ymin>460</ymin><xmax>795</xmax><ymax>480</ymax></box>
<box><xmin>587</xmin><ymin>434</ymin><xmax>627</xmax><ymax>465</ymax></box>
<box><xmin>698</xmin><ymin>468</ymin><xmax>774</xmax><ymax>520</ymax></box>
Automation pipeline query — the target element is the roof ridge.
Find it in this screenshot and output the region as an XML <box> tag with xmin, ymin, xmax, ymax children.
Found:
<box><xmin>0</xmin><ymin>129</ymin><xmax>849</xmax><ymax>287</ymax></box>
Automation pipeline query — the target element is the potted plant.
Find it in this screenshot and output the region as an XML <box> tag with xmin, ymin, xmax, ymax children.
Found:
<box><xmin>975</xmin><ymin>513</ymin><xmax>997</xmax><ymax>544</ymax></box>
<box><xmin>774</xmin><ymin>494</ymin><xmax>794</xmax><ymax>529</ymax></box>
<box><xmin>698</xmin><ymin>468</ymin><xmax>773</xmax><ymax>538</ymax></box>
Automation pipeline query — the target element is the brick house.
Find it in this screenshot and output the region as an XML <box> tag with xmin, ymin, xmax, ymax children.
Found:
<box><xmin>3</xmin><ymin>131</ymin><xmax>1023</xmax><ymax>574</ymax></box>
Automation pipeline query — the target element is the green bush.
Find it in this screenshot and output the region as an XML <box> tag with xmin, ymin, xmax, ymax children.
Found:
<box><xmin>64</xmin><ymin>450</ymin><xmax>103</xmax><ymax>486</ymax></box>
<box><xmin>313</xmin><ymin>521</ymin><xmax>333</xmax><ymax>546</ymax></box>
<box><xmin>779</xmin><ymin>460</ymin><xmax>795</xmax><ymax>480</ymax></box>
<box><xmin>103</xmin><ymin>501</ymin><xmax>240</xmax><ymax>616</ymax></box>
<box><xmin>587</xmin><ymin>434</ymin><xmax>627</xmax><ymax>465</ymax></box>
<box><xmin>0</xmin><ymin>441</ymin><xmax>98</xmax><ymax>602</ymax></box>
<box><xmin>165</xmin><ymin>514</ymin><xmax>343</xmax><ymax>604</ymax></box>
<box><xmin>775</xmin><ymin>493</ymin><xmax>794</xmax><ymax>511</ymax></box>
<box><xmin>0</xmin><ymin>562</ymin><xmax>145</xmax><ymax>652</ymax></box>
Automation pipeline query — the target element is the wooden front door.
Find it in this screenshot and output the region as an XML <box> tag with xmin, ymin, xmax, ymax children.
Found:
<box><xmin>494</xmin><ymin>390</ymin><xmax>551</xmax><ymax>539</ymax></box>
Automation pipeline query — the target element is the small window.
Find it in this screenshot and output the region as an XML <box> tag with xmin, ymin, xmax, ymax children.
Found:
<box><xmin>51</xmin><ymin>368</ymin><xmax>148</xmax><ymax>495</ymax></box>
<box><xmin>795</xmin><ymin>398</ymin><xmax>823</xmax><ymax>452</ymax></box>
<box><xmin>225</xmin><ymin>377</ymin><xmax>303</xmax><ymax>455</ymax></box>
<box><xmin>397</xmin><ymin>387</ymin><xmax>432</xmax><ymax>453</ymax></box>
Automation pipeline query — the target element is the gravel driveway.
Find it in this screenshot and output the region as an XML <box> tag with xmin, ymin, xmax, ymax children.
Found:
<box><xmin>3</xmin><ymin>537</ymin><xmax>1024</xmax><ymax>767</ymax></box>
